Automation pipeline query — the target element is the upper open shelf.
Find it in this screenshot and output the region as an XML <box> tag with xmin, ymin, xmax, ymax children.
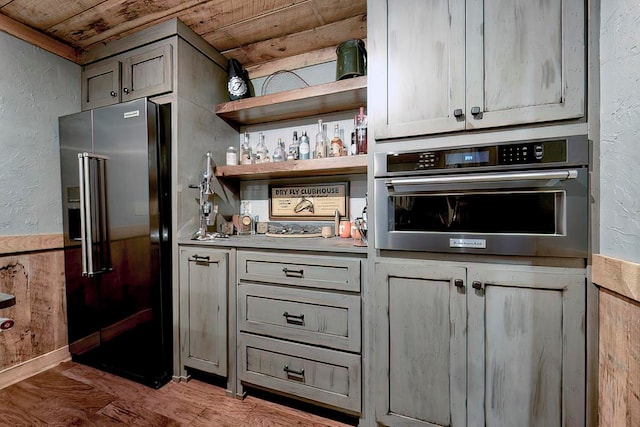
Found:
<box><xmin>215</xmin><ymin>76</ymin><xmax>367</xmax><ymax>127</ymax></box>
<box><xmin>215</xmin><ymin>155</ymin><xmax>367</xmax><ymax>180</ymax></box>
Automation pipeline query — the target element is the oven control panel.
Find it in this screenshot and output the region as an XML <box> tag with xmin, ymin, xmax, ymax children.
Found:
<box><xmin>384</xmin><ymin>138</ymin><xmax>573</xmax><ymax>173</ymax></box>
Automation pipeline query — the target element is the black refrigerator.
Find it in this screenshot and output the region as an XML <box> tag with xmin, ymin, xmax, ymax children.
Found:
<box><xmin>59</xmin><ymin>98</ymin><xmax>172</xmax><ymax>388</ymax></box>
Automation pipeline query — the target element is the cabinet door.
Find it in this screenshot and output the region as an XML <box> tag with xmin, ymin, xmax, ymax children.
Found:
<box><xmin>370</xmin><ymin>0</ymin><xmax>466</xmax><ymax>140</ymax></box>
<box><xmin>81</xmin><ymin>61</ymin><xmax>121</xmax><ymax>110</ymax></box>
<box><xmin>467</xmin><ymin>266</ymin><xmax>585</xmax><ymax>427</ymax></box>
<box><xmin>465</xmin><ymin>0</ymin><xmax>584</xmax><ymax>129</ymax></box>
<box><xmin>122</xmin><ymin>44</ymin><xmax>173</xmax><ymax>102</ymax></box>
<box><xmin>375</xmin><ymin>262</ymin><xmax>466</xmax><ymax>427</ymax></box>
<box><xmin>179</xmin><ymin>247</ymin><xmax>228</xmax><ymax>376</ymax></box>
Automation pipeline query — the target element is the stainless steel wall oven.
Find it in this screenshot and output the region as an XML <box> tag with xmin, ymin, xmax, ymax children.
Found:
<box><xmin>374</xmin><ymin>135</ymin><xmax>590</xmax><ymax>257</ymax></box>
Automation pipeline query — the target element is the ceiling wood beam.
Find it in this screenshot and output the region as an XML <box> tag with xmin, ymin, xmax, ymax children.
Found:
<box><xmin>246</xmin><ymin>45</ymin><xmax>336</xmax><ymax>79</ymax></box>
<box><xmin>0</xmin><ymin>13</ymin><xmax>80</xmax><ymax>63</ymax></box>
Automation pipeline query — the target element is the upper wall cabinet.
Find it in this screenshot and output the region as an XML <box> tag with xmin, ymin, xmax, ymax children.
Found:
<box><xmin>82</xmin><ymin>43</ymin><xmax>173</xmax><ymax>110</ymax></box>
<box><xmin>369</xmin><ymin>0</ymin><xmax>585</xmax><ymax>140</ymax></box>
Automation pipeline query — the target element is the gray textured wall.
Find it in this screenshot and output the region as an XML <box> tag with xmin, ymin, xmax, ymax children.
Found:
<box><xmin>599</xmin><ymin>1</ymin><xmax>640</xmax><ymax>263</ymax></box>
<box><xmin>0</xmin><ymin>32</ymin><xmax>80</xmax><ymax>236</ymax></box>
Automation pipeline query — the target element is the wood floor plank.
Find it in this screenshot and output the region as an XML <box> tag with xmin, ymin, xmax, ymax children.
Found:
<box><xmin>61</xmin><ymin>363</ymin><xmax>153</xmax><ymax>400</ymax></box>
<box><xmin>0</xmin><ymin>362</ymin><xmax>357</xmax><ymax>426</ymax></box>
<box><xmin>98</xmin><ymin>398</ymin><xmax>181</xmax><ymax>426</ymax></box>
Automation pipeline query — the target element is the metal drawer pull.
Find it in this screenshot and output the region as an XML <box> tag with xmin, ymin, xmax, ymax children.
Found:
<box><xmin>283</xmin><ymin>312</ymin><xmax>305</xmax><ymax>324</ymax></box>
<box><xmin>472</xmin><ymin>281</ymin><xmax>483</xmax><ymax>290</ymax></box>
<box><xmin>454</xmin><ymin>279</ymin><xmax>464</xmax><ymax>288</ymax></box>
<box><xmin>282</xmin><ymin>267</ymin><xmax>304</xmax><ymax>278</ymax></box>
<box><xmin>192</xmin><ymin>255</ymin><xmax>210</xmax><ymax>262</ymax></box>
<box><xmin>283</xmin><ymin>365</ymin><xmax>305</xmax><ymax>377</ymax></box>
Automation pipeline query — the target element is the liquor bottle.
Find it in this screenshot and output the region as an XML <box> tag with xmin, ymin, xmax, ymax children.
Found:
<box><xmin>240</xmin><ymin>131</ymin><xmax>252</xmax><ymax>165</ymax></box>
<box><xmin>272</xmin><ymin>138</ymin><xmax>286</xmax><ymax>162</ymax></box>
<box><xmin>288</xmin><ymin>131</ymin><xmax>299</xmax><ymax>160</ymax></box>
<box><xmin>299</xmin><ymin>131</ymin><xmax>310</xmax><ymax>160</ymax></box>
<box><xmin>350</xmin><ymin>119</ymin><xmax>357</xmax><ymax>155</ymax></box>
<box><xmin>329</xmin><ymin>124</ymin><xmax>344</xmax><ymax>157</ymax></box>
<box><xmin>255</xmin><ymin>132</ymin><xmax>269</xmax><ymax>163</ymax></box>
<box><xmin>314</xmin><ymin>119</ymin><xmax>328</xmax><ymax>159</ymax></box>
<box><xmin>355</xmin><ymin>107</ymin><xmax>368</xmax><ymax>154</ymax></box>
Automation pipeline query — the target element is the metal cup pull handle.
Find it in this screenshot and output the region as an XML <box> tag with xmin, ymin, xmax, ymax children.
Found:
<box><xmin>282</xmin><ymin>268</ymin><xmax>304</xmax><ymax>278</ymax></box>
<box><xmin>283</xmin><ymin>312</ymin><xmax>305</xmax><ymax>325</ymax></box>
<box><xmin>283</xmin><ymin>365</ymin><xmax>305</xmax><ymax>378</ymax></box>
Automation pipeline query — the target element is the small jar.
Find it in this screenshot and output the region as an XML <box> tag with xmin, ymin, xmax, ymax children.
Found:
<box><xmin>226</xmin><ymin>146</ymin><xmax>238</xmax><ymax>166</ymax></box>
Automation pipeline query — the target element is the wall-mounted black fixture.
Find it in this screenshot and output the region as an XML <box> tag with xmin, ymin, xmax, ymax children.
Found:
<box><xmin>0</xmin><ymin>292</ymin><xmax>16</xmax><ymax>309</ymax></box>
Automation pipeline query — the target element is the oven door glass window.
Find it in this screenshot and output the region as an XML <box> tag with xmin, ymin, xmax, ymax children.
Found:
<box><xmin>392</xmin><ymin>191</ymin><xmax>561</xmax><ymax>234</ymax></box>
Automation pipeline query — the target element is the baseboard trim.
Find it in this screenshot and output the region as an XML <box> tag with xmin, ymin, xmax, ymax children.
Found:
<box><xmin>0</xmin><ymin>346</ymin><xmax>71</xmax><ymax>389</ymax></box>
<box><xmin>593</xmin><ymin>254</ymin><xmax>640</xmax><ymax>303</ymax></box>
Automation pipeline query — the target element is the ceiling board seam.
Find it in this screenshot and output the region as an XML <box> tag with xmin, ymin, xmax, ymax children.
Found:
<box><xmin>309</xmin><ymin>0</ymin><xmax>326</xmax><ymax>26</ymax></box>
<box><xmin>43</xmin><ymin>0</ymin><xmax>112</xmax><ymax>32</ymax></box>
<box><xmin>199</xmin><ymin>0</ymin><xmax>311</xmax><ymax>37</ymax></box>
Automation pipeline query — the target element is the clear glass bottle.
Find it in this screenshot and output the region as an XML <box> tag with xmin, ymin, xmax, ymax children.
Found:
<box><xmin>240</xmin><ymin>131</ymin><xmax>252</xmax><ymax>165</ymax></box>
<box><xmin>226</xmin><ymin>146</ymin><xmax>238</xmax><ymax>165</ymax></box>
<box><xmin>255</xmin><ymin>132</ymin><xmax>269</xmax><ymax>163</ymax></box>
<box><xmin>288</xmin><ymin>131</ymin><xmax>299</xmax><ymax>160</ymax></box>
<box><xmin>272</xmin><ymin>138</ymin><xmax>286</xmax><ymax>162</ymax></box>
<box><xmin>299</xmin><ymin>131</ymin><xmax>310</xmax><ymax>160</ymax></box>
<box><xmin>314</xmin><ymin>119</ymin><xmax>328</xmax><ymax>159</ymax></box>
<box><xmin>355</xmin><ymin>106</ymin><xmax>368</xmax><ymax>154</ymax></box>
<box><xmin>329</xmin><ymin>124</ymin><xmax>344</xmax><ymax>157</ymax></box>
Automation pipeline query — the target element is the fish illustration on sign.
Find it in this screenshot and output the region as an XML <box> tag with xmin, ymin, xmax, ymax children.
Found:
<box><xmin>294</xmin><ymin>197</ymin><xmax>314</xmax><ymax>213</ymax></box>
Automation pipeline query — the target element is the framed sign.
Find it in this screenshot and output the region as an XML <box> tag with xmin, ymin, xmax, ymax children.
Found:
<box><xmin>269</xmin><ymin>182</ymin><xmax>349</xmax><ymax>220</ymax></box>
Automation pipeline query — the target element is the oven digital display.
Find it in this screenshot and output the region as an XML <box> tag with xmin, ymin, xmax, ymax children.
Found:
<box><xmin>445</xmin><ymin>150</ymin><xmax>490</xmax><ymax>166</ymax></box>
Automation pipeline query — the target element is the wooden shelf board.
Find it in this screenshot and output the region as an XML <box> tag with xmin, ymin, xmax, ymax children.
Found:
<box><xmin>215</xmin><ymin>155</ymin><xmax>367</xmax><ymax>180</ymax></box>
<box><xmin>215</xmin><ymin>76</ymin><xmax>367</xmax><ymax>126</ymax></box>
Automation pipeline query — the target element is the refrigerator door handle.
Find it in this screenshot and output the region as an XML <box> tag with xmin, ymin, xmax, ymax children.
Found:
<box><xmin>78</xmin><ymin>154</ymin><xmax>89</xmax><ymax>276</ymax></box>
<box><xmin>78</xmin><ymin>152</ymin><xmax>111</xmax><ymax>277</ymax></box>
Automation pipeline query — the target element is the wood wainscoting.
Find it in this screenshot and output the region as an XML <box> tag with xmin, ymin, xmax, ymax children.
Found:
<box><xmin>0</xmin><ymin>234</ymin><xmax>69</xmax><ymax>389</ymax></box>
<box><xmin>592</xmin><ymin>254</ymin><xmax>640</xmax><ymax>427</ymax></box>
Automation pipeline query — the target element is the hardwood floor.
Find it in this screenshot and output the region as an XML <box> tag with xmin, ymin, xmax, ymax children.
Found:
<box><xmin>0</xmin><ymin>362</ymin><xmax>357</xmax><ymax>426</ymax></box>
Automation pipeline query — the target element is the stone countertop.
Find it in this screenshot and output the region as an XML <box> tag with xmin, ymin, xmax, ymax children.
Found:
<box><xmin>178</xmin><ymin>234</ymin><xmax>368</xmax><ymax>255</ymax></box>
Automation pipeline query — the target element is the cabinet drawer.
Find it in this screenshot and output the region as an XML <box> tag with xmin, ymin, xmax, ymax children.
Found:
<box><xmin>238</xmin><ymin>283</ymin><xmax>361</xmax><ymax>352</ymax></box>
<box><xmin>237</xmin><ymin>251</ymin><xmax>361</xmax><ymax>292</ymax></box>
<box><xmin>239</xmin><ymin>334</ymin><xmax>361</xmax><ymax>413</ymax></box>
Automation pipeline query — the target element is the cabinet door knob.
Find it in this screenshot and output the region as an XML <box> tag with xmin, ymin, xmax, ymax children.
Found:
<box><xmin>123</xmin><ymin>87</ymin><xmax>130</xmax><ymax>94</ymax></box>
<box><xmin>453</xmin><ymin>108</ymin><xmax>464</xmax><ymax>119</ymax></box>
<box><xmin>110</xmin><ymin>91</ymin><xmax>117</xmax><ymax>97</ymax></box>
<box><xmin>470</xmin><ymin>106</ymin><xmax>482</xmax><ymax>117</ymax></box>
<box><xmin>454</xmin><ymin>279</ymin><xmax>464</xmax><ymax>288</ymax></box>
<box><xmin>472</xmin><ymin>281</ymin><xmax>483</xmax><ymax>290</ymax></box>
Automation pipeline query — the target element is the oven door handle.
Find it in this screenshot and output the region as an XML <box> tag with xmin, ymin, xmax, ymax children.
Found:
<box><xmin>385</xmin><ymin>169</ymin><xmax>578</xmax><ymax>188</ymax></box>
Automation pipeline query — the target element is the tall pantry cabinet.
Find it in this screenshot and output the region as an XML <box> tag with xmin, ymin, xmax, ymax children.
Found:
<box><xmin>79</xmin><ymin>19</ymin><xmax>239</xmax><ymax>384</ymax></box>
<box><xmin>369</xmin><ymin>0</ymin><xmax>585</xmax><ymax>140</ymax></box>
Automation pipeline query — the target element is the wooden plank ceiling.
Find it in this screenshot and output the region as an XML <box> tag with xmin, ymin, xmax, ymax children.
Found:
<box><xmin>0</xmin><ymin>0</ymin><xmax>366</xmax><ymax>75</ymax></box>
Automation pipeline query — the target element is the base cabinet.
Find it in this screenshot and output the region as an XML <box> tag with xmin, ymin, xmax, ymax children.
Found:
<box><xmin>237</xmin><ymin>250</ymin><xmax>363</xmax><ymax>414</ymax></box>
<box><xmin>179</xmin><ymin>247</ymin><xmax>228</xmax><ymax>377</ymax></box>
<box><xmin>375</xmin><ymin>260</ymin><xmax>585</xmax><ymax>427</ymax></box>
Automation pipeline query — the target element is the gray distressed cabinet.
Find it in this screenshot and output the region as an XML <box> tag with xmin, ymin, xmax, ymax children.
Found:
<box><xmin>236</xmin><ymin>250</ymin><xmax>363</xmax><ymax>414</ymax></box>
<box><xmin>82</xmin><ymin>43</ymin><xmax>173</xmax><ymax>110</ymax></box>
<box><xmin>179</xmin><ymin>247</ymin><xmax>228</xmax><ymax>377</ymax></box>
<box><xmin>375</xmin><ymin>260</ymin><xmax>586</xmax><ymax>427</ymax></box>
<box><xmin>369</xmin><ymin>0</ymin><xmax>585</xmax><ymax>139</ymax></box>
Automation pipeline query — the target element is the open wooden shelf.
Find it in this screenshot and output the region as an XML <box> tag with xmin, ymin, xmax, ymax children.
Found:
<box><xmin>215</xmin><ymin>76</ymin><xmax>367</xmax><ymax>127</ymax></box>
<box><xmin>215</xmin><ymin>155</ymin><xmax>367</xmax><ymax>180</ymax></box>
